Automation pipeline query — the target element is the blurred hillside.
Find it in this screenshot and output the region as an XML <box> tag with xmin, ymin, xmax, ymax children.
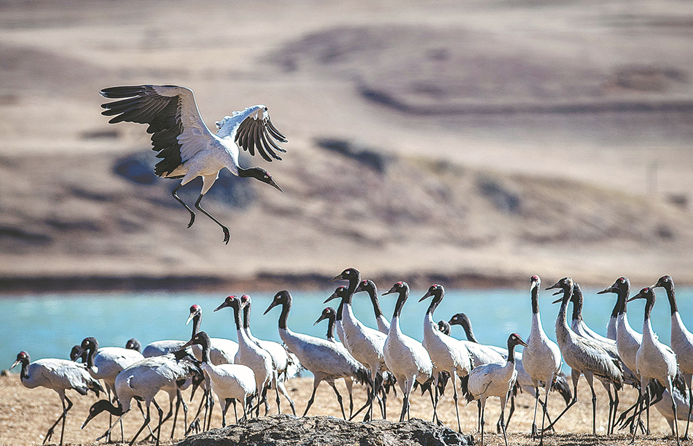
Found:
<box><xmin>1</xmin><ymin>0</ymin><xmax>692</xmax><ymax>291</ymax></box>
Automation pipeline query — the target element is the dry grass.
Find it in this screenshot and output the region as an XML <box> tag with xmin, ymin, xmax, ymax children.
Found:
<box><xmin>0</xmin><ymin>374</ymin><xmax>681</xmax><ymax>446</ymax></box>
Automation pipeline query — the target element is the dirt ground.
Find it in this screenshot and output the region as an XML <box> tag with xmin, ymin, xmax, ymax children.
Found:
<box><xmin>0</xmin><ymin>373</ymin><xmax>680</xmax><ymax>446</ymax></box>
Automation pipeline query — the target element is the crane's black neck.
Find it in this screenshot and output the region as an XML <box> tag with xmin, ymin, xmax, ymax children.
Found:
<box><xmin>531</xmin><ymin>285</ymin><xmax>539</xmax><ymax>314</ymax></box>
<box><xmin>18</xmin><ymin>358</ymin><xmax>30</xmax><ymax>380</ymax></box>
<box><xmin>325</xmin><ymin>314</ymin><xmax>336</xmax><ymax>341</ymax></box>
<box><xmin>643</xmin><ymin>292</ymin><xmax>655</xmax><ymax>322</ymax></box>
<box><xmin>336</xmin><ymin>301</ymin><xmax>344</xmax><ymax>322</ymax></box>
<box><xmin>91</xmin><ymin>399</ymin><xmax>125</xmax><ymax>418</ymax></box>
<box><xmin>425</xmin><ymin>290</ymin><xmax>443</xmax><ymax>316</ymax></box>
<box><xmin>557</xmin><ymin>284</ymin><xmax>573</xmax><ymax>331</ymax></box>
<box><xmin>243</xmin><ymin>304</ymin><xmax>251</xmax><ymax>330</ymax></box>
<box><xmin>570</xmin><ymin>285</ymin><xmax>584</xmax><ymax>323</ymax></box>
<box><xmin>366</xmin><ymin>284</ymin><xmax>385</xmax><ymax>318</ymax></box>
<box><xmin>197</xmin><ymin>333</ymin><xmax>212</xmax><ymax>364</ymax></box>
<box><xmin>615</xmin><ymin>281</ymin><xmax>631</xmax><ymax>315</ymax></box>
<box><xmin>230</xmin><ymin>304</ymin><xmax>243</xmax><ymax>332</ymax></box>
<box><xmin>84</xmin><ymin>338</ymin><xmax>99</xmax><ymax>369</ymax></box>
<box><xmin>460</xmin><ymin>315</ymin><xmax>479</xmax><ymax>343</ymax></box>
<box><xmin>277</xmin><ymin>298</ymin><xmax>291</xmax><ymax>330</ymax></box>
<box><xmin>506</xmin><ymin>338</ymin><xmax>518</xmax><ymax>363</ymax></box>
<box><xmin>344</xmin><ymin>272</ymin><xmax>361</xmax><ymax>303</ymax></box>
<box><xmin>191</xmin><ymin>314</ymin><xmax>201</xmax><ymax>339</ymax></box>
<box><xmin>662</xmin><ymin>282</ymin><xmax>678</xmax><ymax>315</ymax></box>
<box><xmin>392</xmin><ymin>288</ymin><xmax>409</xmax><ymax>319</ymax></box>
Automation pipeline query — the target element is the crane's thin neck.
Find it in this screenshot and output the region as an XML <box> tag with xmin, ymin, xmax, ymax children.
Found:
<box><xmin>367</xmin><ymin>286</ymin><xmax>385</xmax><ymax>318</ymax></box>
<box><xmin>461</xmin><ymin>317</ymin><xmax>479</xmax><ymax>343</ymax></box>
<box><xmin>344</xmin><ymin>273</ymin><xmax>361</xmax><ymax>303</ymax></box>
<box><xmin>243</xmin><ymin>304</ymin><xmax>251</xmax><ymax>330</ymax></box>
<box><xmin>643</xmin><ymin>294</ymin><xmax>655</xmax><ymax>324</ymax></box>
<box><xmin>336</xmin><ymin>301</ymin><xmax>344</xmax><ymax>322</ymax></box>
<box><xmin>663</xmin><ymin>283</ymin><xmax>678</xmax><ymax>315</ymax></box>
<box><xmin>531</xmin><ymin>285</ymin><xmax>539</xmax><ymax>314</ymax></box>
<box><xmin>425</xmin><ymin>292</ymin><xmax>443</xmax><ymax>316</ymax></box>
<box><xmin>230</xmin><ymin>305</ymin><xmax>243</xmax><ymax>332</ymax></box>
<box><xmin>506</xmin><ymin>339</ymin><xmax>517</xmax><ymax>363</ymax></box>
<box><xmin>191</xmin><ymin>314</ymin><xmax>201</xmax><ymax>339</ymax></box>
<box><xmin>199</xmin><ymin>336</ymin><xmax>212</xmax><ymax>364</ymax></box>
<box><xmin>616</xmin><ymin>282</ymin><xmax>631</xmax><ymax>315</ymax></box>
<box><xmin>392</xmin><ymin>289</ymin><xmax>409</xmax><ymax>320</ymax></box>
<box><xmin>85</xmin><ymin>338</ymin><xmax>99</xmax><ymax>369</ymax></box>
<box><xmin>277</xmin><ymin>298</ymin><xmax>291</xmax><ymax>330</ymax></box>
<box><xmin>325</xmin><ymin>315</ymin><xmax>336</xmax><ymax>341</ymax></box>
<box><xmin>570</xmin><ymin>287</ymin><xmax>583</xmax><ymax>322</ymax></box>
<box><xmin>556</xmin><ymin>285</ymin><xmax>573</xmax><ymax>334</ymax></box>
<box><xmin>19</xmin><ymin>358</ymin><xmax>30</xmax><ymax>380</ymax></box>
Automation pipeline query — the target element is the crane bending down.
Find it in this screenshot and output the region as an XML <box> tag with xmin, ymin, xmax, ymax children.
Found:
<box><xmin>99</xmin><ymin>85</ymin><xmax>287</xmax><ymax>244</ymax></box>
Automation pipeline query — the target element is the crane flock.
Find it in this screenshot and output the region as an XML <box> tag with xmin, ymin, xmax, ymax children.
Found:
<box><xmin>10</xmin><ymin>270</ymin><xmax>693</xmax><ymax>446</ymax></box>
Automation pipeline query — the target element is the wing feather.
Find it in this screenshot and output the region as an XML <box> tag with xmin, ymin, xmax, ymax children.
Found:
<box><xmin>233</xmin><ymin>108</ymin><xmax>287</xmax><ymax>161</ymax></box>
<box><xmin>100</xmin><ymin>85</ymin><xmax>215</xmax><ymax>176</ymax></box>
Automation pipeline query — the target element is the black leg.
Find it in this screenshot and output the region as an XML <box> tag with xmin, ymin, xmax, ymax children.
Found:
<box><xmin>303</xmin><ymin>383</ymin><xmax>319</xmax><ymax>417</ymax></box>
<box><xmin>328</xmin><ymin>382</ymin><xmax>347</xmax><ymax>420</ymax></box>
<box><xmin>172</xmin><ymin>183</ymin><xmax>196</xmax><ymax>228</ymax></box>
<box><xmin>194</xmin><ymin>194</ymin><xmax>230</xmax><ymax>244</ymax></box>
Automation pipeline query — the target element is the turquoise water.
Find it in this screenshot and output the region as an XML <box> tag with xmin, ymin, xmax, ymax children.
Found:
<box><xmin>2</xmin><ymin>287</ymin><xmax>692</xmax><ymax>371</ymax></box>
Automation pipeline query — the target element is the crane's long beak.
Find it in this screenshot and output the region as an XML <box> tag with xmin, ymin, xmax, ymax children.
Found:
<box><xmin>177</xmin><ymin>338</ymin><xmax>195</xmax><ymax>351</ymax></box>
<box><xmin>214</xmin><ymin>301</ymin><xmax>230</xmax><ymax>312</ymax></box>
<box><xmin>597</xmin><ymin>285</ymin><xmax>617</xmax><ymax>295</ymax></box>
<box><xmin>517</xmin><ymin>338</ymin><xmax>529</xmax><ymax>348</ymax></box>
<box><xmin>263</xmin><ymin>301</ymin><xmax>278</xmax><ymax>315</ymax></box>
<box><xmin>314</xmin><ymin>313</ymin><xmax>329</xmax><ymax>325</ymax></box>
<box><xmin>551</xmin><ymin>297</ymin><xmax>562</xmax><ymax>304</ymax></box>
<box><xmin>324</xmin><ymin>291</ymin><xmax>340</xmax><ymax>304</ymax></box>
<box><xmin>418</xmin><ymin>291</ymin><xmax>433</xmax><ymax>303</ymax></box>
<box><xmin>329</xmin><ymin>274</ymin><xmax>344</xmax><ymax>283</ymax></box>
<box><xmin>627</xmin><ymin>293</ymin><xmax>645</xmax><ymax>302</ymax></box>
<box><xmin>383</xmin><ymin>286</ymin><xmax>397</xmax><ymax>296</ymax></box>
<box><xmin>269</xmin><ymin>178</ymin><xmax>283</xmax><ymax>193</ymax></box>
<box><xmin>10</xmin><ymin>359</ymin><xmax>20</xmax><ymax>370</ymax></box>
<box><xmin>186</xmin><ymin>312</ymin><xmax>196</xmax><ymax>326</ymax></box>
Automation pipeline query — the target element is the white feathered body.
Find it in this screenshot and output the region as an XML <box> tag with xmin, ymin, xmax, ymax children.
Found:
<box><xmin>523</xmin><ymin>311</ymin><xmax>562</xmax><ymax>387</ymax></box>
<box><xmin>467</xmin><ymin>360</ymin><xmax>518</xmax><ymax>403</ymax></box>
<box><xmin>202</xmin><ymin>362</ymin><xmax>256</xmax><ymax>408</ymax></box>
<box><xmin>384</xmin><ymin>315</ymin><xmax>433</xmax><ymax>392</ymax></box>
<box><xmin>89</xmin><ymin>347</ymin><xmax>144</xmax><ymax>393</ymax></box>
<box><xmin>671</xmin><ymin>312</ymin><xmax>693</xmax><ymax>377</ymax></box>
<box><xmin>341</xmin><ymin>304</ymin><xmax>386</xmax><ymax>372</ymax></box>
<box><xmin>637</xmin><ymin>320</ymin><xmax>678</xmax><ymax>385</ymax></box>
<box><xmin>616</xmin><ymin>312</ymin><xmax>643</xmax><ymax>374</ymax></box>
<box><xmin>20</xmin><ymin>358</ymin><xmax>99</xmax><ymax>396</ymax></box>
<box><xmin>422</xmin><ymin>312</ymin><xmax>471</xmax><ymax>379</ymax></box>
<box><xmin>234</xmin><ymin>329</ymin><xmax>273</xmax><ymax>396</ymax></box>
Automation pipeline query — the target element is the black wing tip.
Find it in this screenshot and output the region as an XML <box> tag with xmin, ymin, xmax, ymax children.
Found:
<box><xmin>99</xmin><ymin>85</ymin><xmax>147</xmax><ymax>99</ymax></box>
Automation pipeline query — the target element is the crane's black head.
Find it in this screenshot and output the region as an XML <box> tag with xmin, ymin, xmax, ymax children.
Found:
<box><xmin>70</xmin><ymin>345</ymin><xmax>86</xmax><ymax>362</ymax></box>
<box><xmin>187</xmin><ymin>304</ymin><xmax>202</xmax><ymax>325</ymax></box>
<box><xmin>652</xmin><ymin>275</ymin><xmax>674</xmax><ymax>290</ymax></box>
<box><xmin>330</xmin><ymin>267</ymin><xmax>361</xmax><ymax>283</ymax></box>
<box><xmin>598</xmin><ymin>276</ymin><xmax>629</xmax><ymax>295</ymax></box>
<box><xmin>508</xmin><ymin>333</ymin><xmax>528</xmax><ymax>348</ymax></box>
<box><xmin>180</xmin><ymin>331</ymin><xmax>211</xmax><ymax>351</ymax></box>
<box><xmin>265</xmin><ymin>290</ymin><xmax>292</xmax><ymax>315</ymax></box>
<box><xmin>546</xmin><ymin>277</ymin><xmax>573</xmax><ymax>299</ymax></box>
<box><xmin>437</xmin><ymin>320</ymin><xmax>451</xmax><ymax>336</ymax></box>
<box><xmin>419</xmin><ymin>284</ymin><xmax>444</xmax><ymax>302</ymax></box>
<box><xmin>314</xmin><ymin>307</ymin><xmax>336</xmax><ymax>325</ymax></box>
<box><xmin>383</xmin><ymin>281</ymin><xmax>408</xmax><ymax>296</ymax></box>
<box><xmin>530</xmin><ymin>275</ymin><xmax>541</xmax><ymax>291</ymax></box>
<box><xmin>81</xmin><ymin>337</ymin><xmax>99</xmax><ymax>351</ymax></box>
<box><xmin>82</xmin><ymin>399</ymin><xmax>122</xmax><ymax>428</ymax></box>
<box><xmin>628</xmin><ymin>286</ymin><xmax>656</xmax><ymax>303</ymax></box>
<box><xmin>238</xmin><ymin>167</ymin><xmax>283</xmax><ymax>192</ymax></box>
<box><xmin>240</xmin><ymin>294</ymin><xmax>252</xmax><ymax>307</ymax></box>
<box><xmin>125</xmin><ymin>338</ymin><xmax>141</xmax><ymax>352</ymax></box>
<box><xmin>355</xmin><ymin>279</ymin><xmax>376</xmax><ymax>294</ymax></box>
<box><xmin>324</xmin><ymin>285</ymin><xmax>347</xmax><ymax>304</ymax></box>
<box><xmin>11</xmin><ymin>351</ymin><xmax>30</xmax><ymax>369</ymax></box>
<box><xmin>215</xmin><ymin>295</ymin><xmax>240</xmax><ymax>312</ymax></box>
<box><xmin>448</xmin><ymin>312</ymin><xmax>471</xmax><ymax>328</ymax></box>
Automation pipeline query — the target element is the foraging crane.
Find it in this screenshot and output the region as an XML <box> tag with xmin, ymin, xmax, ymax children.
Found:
<box><xmin>570</xmin><ymin>283</ymin><xmax>628</xmax><ymax>434</ymax></box>
<box><xmin>466</xmin><ymin>333</ymin><xmax>528</xmax><ymax>446</ymax></box>
<box><xmin>314</xmin><ymin>306</ymin><xmax>361</xmax><ymax>419</ymax></box>
<box><xmin>214</xmin><ymin>296</ymin><xmax>275</xmax><ymax>417</ymax></box>
<box><xmin>11</xmin><ymin>351</ymin><xmax>103</xmax><ymax>446</ymax></box>
<box><xmin>81</xmin><ymin>352</ymin><xmax>202</xmax><ymax>446</ymax></box>
<box><xmin>178</xmin><ymin>331</ymin><xmax>256</xmax><ymax>426</ymax></box>
<box><xmin>653</xmin><ymin>275</ymin><xmax>693</xmax><ymax>439</ymax></box>
<box><xmin>419</xmin><ymin>284</ymin><xmax>473</xmax><ymax>432</ymax></box>
<box><xmin>77</xmin><ymin>336</ymin><xmax>144</xmax><ymax>442</ymax></box>
<box><xmin>240</xmin><ymin>294</ymin><xmax>296</xmax><ymax>416</ymax></box>
<box><xmin>521</xmin><ymin>275</ymin><xmax>562</xmax><ymax>444</ymax></box>
<box><xmin>329</xmin><ymin>268</ymin><xmax>388</xmax><ymax>420</ymax></box>
<box><xmin>545</xmin><ymin>277</ymin><xmax>623</xmax><ymax>435</ymax></box>
<box><xmin>629</xmin><ymin>286</ymin><xmax>681</xmax><ymax>445</ymax></box>
<box><xmin>382</xmin><ymin>281</ymin><xmax>435</xmax><ymax>423</ymax></box>
<box><xmin>99</xmin><ymin>85</ymin><xmax>287</xmax><ymax>244</ymax></box>
<box><xmin>264</xmin><ymin>290</ymin><xmax>371</xmax><ymax>419</ymax></box>
<box><xmin>355</xmin><ymin>279</ymin><xmax>390</xmax><ymax>334</ymax></box>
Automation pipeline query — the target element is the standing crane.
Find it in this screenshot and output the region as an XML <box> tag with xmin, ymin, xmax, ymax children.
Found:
<box><xmin>178</xmin><ymin>331</ymin><xmax>256</xmax><ymax>427</ymax></box>
<box><xmin>419</xmin><ymin>284</ymin><xmax>473</xmax><ymax>432</ymax></box>
<box><xmin>545</xmin><ymin>277</ymin><xmax>623</xmax><ymax>435</ymax></box>
<box><xmin>264</xmin><ymin>290</ymin><xmax>371</xmax><ymax>419</ymax></box>
<box><xmin>99</xmin><ymin>85</ymin><xmax>287</xmax><ymax>244</ymax></box>
<box><xmin>382</xmin><ymin>281</ymin><xmax>435</xmax><ymax>423</ymax></box>
<box><xmin>11</xmin><ymin>351</ymin><xmax>103</xmax><ymax>446</ymax></box>
<box><xmin>466</xmin><ymin>333</ymin><xmax>528</xmax><ymax>446</ymax></box>
<box><xmin>521</xmin><ymin>275</ymin><xmax>562</xmax><ymax>444</ymax></box>
<box><xmin>629</xmin><ymin>287</ymin><xmax>681</xmax><ymax>445</ymax></box>
<box><xmin>653</xmin><ymin>275</ymin><xmax>693</xmax><ymax>439</ymax></box>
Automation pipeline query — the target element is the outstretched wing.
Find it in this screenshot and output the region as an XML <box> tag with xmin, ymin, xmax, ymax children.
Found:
<box><xmin>233</xmin><ymin>106</ymin><xmax>288</xmax><ymax>162</ymax></box>
<box><xmin>100</xmin><ymin>85</ymin><xmax>215</xmax><ymax>176</ymax></box>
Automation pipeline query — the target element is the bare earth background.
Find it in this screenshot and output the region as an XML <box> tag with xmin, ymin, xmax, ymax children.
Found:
<box><xmin>0</xmin><ymin>374</ymin><xmax>678</xmax><ymax>446</ymax></box>
<box><xmin>1</xmin><ymin>0</ymin><xmax>693</xmax><ymax>291</ymax></box>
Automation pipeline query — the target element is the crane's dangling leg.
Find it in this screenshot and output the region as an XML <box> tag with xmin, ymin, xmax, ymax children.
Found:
<box><xmin>171</xmin><ymin>183</ymin><xmax>196</xmax><ymax>228</ymax></box>
<box><xmin>194</xmin><ymin>194</ymin><xmax>230</xmax><ymax>244</ymax></box>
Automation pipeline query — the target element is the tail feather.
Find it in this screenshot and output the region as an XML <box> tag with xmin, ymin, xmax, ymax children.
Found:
<box><xmin>551</xmin><ymin>372</ymin><xmax>573</xmax><ymax>407</ymax></box>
